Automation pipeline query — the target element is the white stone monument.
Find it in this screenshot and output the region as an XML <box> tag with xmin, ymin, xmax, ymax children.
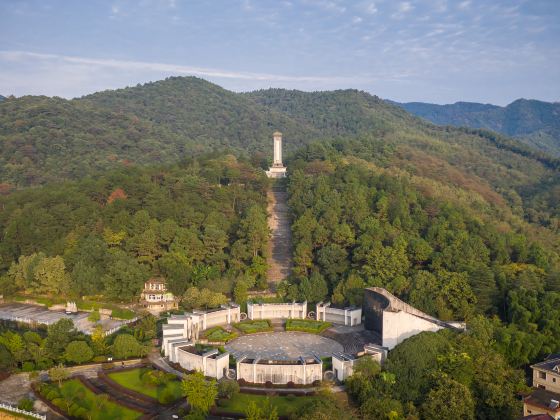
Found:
<box><xmin>266</xmin><ymin>131</ymin><xmax>287</xmax><ymax>178</ymax></box>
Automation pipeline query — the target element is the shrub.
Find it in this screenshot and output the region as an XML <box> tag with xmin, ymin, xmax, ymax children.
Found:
<box><xmin>312</xmin><ymin>380</ymin><xmax>321</xmax><ymax>387</ymax></box>
<box><xmin>285</xmin><ymin>394</ymin><xmax>296</xmax><ymax>402</ymax></box>
<box><xmin>18</xmin><ymin>397</ymin><xmax>34</xmax><ymax>411</ymax></box>
<box><xmin>36</xmin><ymin>359</ymin><xmax>53</xmax><ymax>370</ymax></box>
<box><xmin>287</xmin><ymin>381</ymin><xmax>295</xmax><ymax>389</ymax></box>
<box><xmin>88</xmin><ymin>310</ymin><xmax>100</xmax><ymax>322</ymax></box>
<box><xmin>218</xmin><ymin>379</ymin><xmax>240</xmax><ymax>399</ymax></box>
<box><xmin>238</xmin><ymin>378</ymin><xmax>247</xmax><ymax>386</ymax></box>
<box><xmin>22</xmin><ymin>361</ymin><xmax>35</xmax><ymax>372</ymax></box>
<box><xmin>265</xmin><ymin>381</ymin><xmax>273</xmax><ymax>388</ymax></box>
<box><xmin>158</xmin><ymin>387</ymin><xmax>177</xmax><ymax>405</ymax></box>
<box><xmin>74</xmin><ymin>407</ymin><xmax>88</xmax><ymax>418</ymax></box>
<box><xmin>217</xmin><ymin>398</ymin><xmax>228</xmax><ymax>407</ymax></box>
<box><xmin>285</xmin><ymin>319</ymin><xmax>331</xmax><ymax>334</ymax></box>
<box><xmin>92</xmin><ymin>355</ymin><xmax>107</xmax><ymax>363</ymax></box>
<box><xmin>46</xmin><ymin>390</ymin><xmax>60</xmax><ymax>401</ymax></box>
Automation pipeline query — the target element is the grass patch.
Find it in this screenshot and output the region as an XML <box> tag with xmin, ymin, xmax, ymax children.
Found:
<box><xmin>233</xmin><ymin>320</ymin><xmax>273</xmax><ymax>334</ymax></box>
<box><xmin>107</xmin><ymin>368</ymin><xmax>183</xmax><ymax>403</ymax></box>
<box><xmin>216</xmin><ymin>393</ymin><xmax>319</xmax><ymax>417</ymax></box>
<box><xmin>110</xmin><ymin>307</ymin><xmax>136</xmax><ymax>320</ymax></box>
<box><xmin>203</xmin><ymin>326</ymin><xmax>238</xmax><ymax>342</ymax></box>
<box><xmin>37</xmin><ymin>379</ymin><xmax>141</xmax><ymax>419</ymax></box>
<box><xmin>0</xmin><ymin>406</ymin><xmax>38</xmax><ymax>419</ymax></box>
<box><xmin>285</xmin><ymin>319</ymin><xmax>331</xmax><ymax>334</ymax></box>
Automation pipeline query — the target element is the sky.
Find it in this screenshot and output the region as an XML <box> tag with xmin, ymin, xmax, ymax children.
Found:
<box><xmin>0</xmin><ymin>0</ymin><xmax>559</xmax><ymax>105</ymax></box>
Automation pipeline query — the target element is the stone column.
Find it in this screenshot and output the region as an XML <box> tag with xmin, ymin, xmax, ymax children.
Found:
<box><xmin>273</xmin><ymin>132</ymin><xmax>282</xmax><ymax>166</ymax></box>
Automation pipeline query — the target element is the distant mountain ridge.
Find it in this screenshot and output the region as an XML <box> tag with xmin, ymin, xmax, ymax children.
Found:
<box><xmin>391</xmin><ymin>98</ymin><xmax>560</xmax><ymax>156</ymax></box>
<box><xmin>0</xmin><ymin>95</ymin><xmax>5</xmax><ymax>102</ymax></box>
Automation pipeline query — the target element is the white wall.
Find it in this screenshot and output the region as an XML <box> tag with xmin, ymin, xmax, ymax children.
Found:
<box><xmin>382</xmin><ymin>310</ymin><xmax>443</xmax><ymax>350</ymax></box>
<box><xmin>237</xmin><ymin>361</ymin><xmax>322</xmax><ymax>385</ymax></box>
<box><xmin>332</xmin><ymin>357</ymin><xmax>354</xmax><ymax>381</ymax></box>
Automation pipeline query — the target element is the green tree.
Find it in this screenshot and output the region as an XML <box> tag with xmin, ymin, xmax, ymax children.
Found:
<box><xmin>181</xmin><ymin>371</ymin><xmax>217</xmax><ymax>415</ymax></box>
<box><xmin>217</xmin><ymin>379</ymin><xmax>240</xmax><ymax>399</ymax></box>
<box><xmin>49</xmin><ymin>363</ymin><xmax>69</xmax><ymax>385</ymax></box>
<box><xmin>64</xmin><ymin>341</ymin><xmax>94</xmax><ymax>364</ymax></box>
<box><xmin>111</xmin><ymin>334</ymin><xmax>146</xmax><ymax>359</ymax></box>
<box><xmin>245</xmin><ymin>398</ymin><xmax>278</xmax><ymax>420</ymax></box>
<box><xmin>421</xmin><ymin>376</ymin><xmax>475</xmax><ymax>420</ymax></box>
<box><xmin>233</xmin><ymin>281</ymin><xmax>249</xmax><ymax>304</ymax></box>
<box><xmin>45</xmin><ymin>318</ymin><xmax>76</xmax><ymax>360</ymax></box>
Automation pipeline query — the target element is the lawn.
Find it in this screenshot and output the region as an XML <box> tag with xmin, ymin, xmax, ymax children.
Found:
<box><xmin>37</xmin><ymin>379</ymin><xmax>141</xmax><ymax>420</ymax></box>
<box><xmin>107</xmin><ymin>368</ymin><xmax>183</xmax><ymax>403</ymax></box>
<box><xmin>285</xmin><ymin>319</ymin><xmax>331</xmax><ymax>334</ymax></box>
<box><xmin>0</xmin><ymin>407</ymin><xmax>38</xmax><ymax>419</ymax></box>
<box><xmin>203</xmin><ymin>326</ymin><xmax>238</xmax><ymax>342</ymax></box>
<box><xmin>216</xmin><ymin>393</ymin><xmax>319</xmax><ymax>417</ymax></box>
<box><xmin>233</xmin><ymin>320</ymin><xmax>273</xmax><ymax>334</ymax></box>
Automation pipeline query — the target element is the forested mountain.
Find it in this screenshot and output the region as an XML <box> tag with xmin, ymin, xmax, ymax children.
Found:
<box><xmin>0</xmin><ymin>95</ymin><xmax>5</xmax><ymax>102</ymax></box>
<box><xmin>392</xmin><ymin>98</ymin><xmax>560</xmax><ymax>157</ymax></box>
<box><xmin>1</xmin><ymin>78</ymin><xmax>559</xmax><ymax>231</ymax></box>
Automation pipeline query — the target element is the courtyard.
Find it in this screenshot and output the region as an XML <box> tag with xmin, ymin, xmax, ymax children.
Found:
<box><xmin>225</xmin><ymin>331</ymin><xmax>343</xmax><ymax>360</ymax></box>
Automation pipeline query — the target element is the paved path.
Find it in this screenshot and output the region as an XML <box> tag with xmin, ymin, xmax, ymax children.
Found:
<box><xmin>225</xmin><ymin>332</ymin><xmax>343</xmax><ymax>360</ymax></box>
<box><xmin>266</xmin><ymin>188</ymin><xmax>293</xmax><ymax>286</ymax></box>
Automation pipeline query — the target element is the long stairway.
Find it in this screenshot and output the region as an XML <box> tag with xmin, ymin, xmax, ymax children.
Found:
<box><xmin>266</xmin><ymin>183</ymin><xmax>293</xmax><ymax>287</ymax></box>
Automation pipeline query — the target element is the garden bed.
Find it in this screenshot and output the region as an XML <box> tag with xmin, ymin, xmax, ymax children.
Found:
<box><xmin>213</xmin><ymin>393</ymin><xmax>319</xmax><ymax>418</ymax></box>
<box><xmin>285</xmin><ymin>319</ymin><xmax>331</xmax><ymax>334</ymax></box>
<box><xmin>202</xmin><ymin>326</ymin><xmax>238</xmax><ymax>342</ymax></box>
<box><xmin>35</xmin><ymin>378</ymin><xmax>143</xmax><ymax>419</ymax></box>
<box><xmin>233</xmin><ymin>319</ymin><xmax>273</xmax><ymax>334</ymax></box>
<box><xmin>105</xmin><ymin>367</ymin><xmax>183</xmax><ymax>404</ymax></box>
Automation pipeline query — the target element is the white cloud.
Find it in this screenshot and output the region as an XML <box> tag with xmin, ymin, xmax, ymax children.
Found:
<box><xmin>352</xmin><ymin>16</ymin><xmax>363</xmax><ymax>24</ymax></box>
<box><xmin>364</xmin><ymin>1</ymin><xmax>377</xmax><ymax>14</ymax></box>
<box><xmin>398</xmin><ymin>2</ymin><xmax>413</xmax><ymax>13</ymax></box>
<box><xmin>458</xmin><ymin>0</ymin><xmax>471</xmax><ymax>10</ymax></box>
<box><xmin>0</xmin><ymin>50</ymin><xmax>379</xmax><ymax>98</ymax></box>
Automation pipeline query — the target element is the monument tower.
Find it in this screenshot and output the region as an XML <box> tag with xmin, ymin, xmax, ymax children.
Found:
<box><xmin>266</xmin><ymin>131</ymin><xmax>287</xmax><ymax>178</ymax></box>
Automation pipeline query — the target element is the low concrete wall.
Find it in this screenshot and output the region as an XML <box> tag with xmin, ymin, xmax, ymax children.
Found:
<box><xmin>247</xmin><ymin>302</ymin><xmax>307</xmax><ymax>320</ymax></box>
<box><xmin>316</xmin><ymin>303</ymin><xmax>361</xmax><ymax>326</ymax></box>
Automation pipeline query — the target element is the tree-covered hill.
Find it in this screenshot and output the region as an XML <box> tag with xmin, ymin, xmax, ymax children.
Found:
<box><xmin>392</xmin><ymin>98</ymin><xmax>560</xmax><ymax>157</ymax></box>
<box><xmin>0</xmin><ymin>155</ymin><xmax>270</xmax><ymax>300</ymax></box>
<box><xmin>1</xmin><ymin>77</ymin><xmax>558</xmax><ymax>232</ymax></box>
<box><xmin>245</xmin><ymin>88</ymin><xmax>560</xmax><ymax>229</ymax></box>
<box><xmin>80</xmin><ymin>77</ymin><xmax>321</xmax><ymax>151</ymax></box>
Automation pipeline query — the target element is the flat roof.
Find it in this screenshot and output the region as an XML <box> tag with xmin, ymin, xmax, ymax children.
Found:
<box><xmin>524</xmin><ymin>388</ymin><xmax>560</xmax><ymax>412</ymax></box>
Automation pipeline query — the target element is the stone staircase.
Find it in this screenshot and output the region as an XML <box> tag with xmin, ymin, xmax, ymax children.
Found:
<box><xmin>266</xmin><ymin>187</ymin><xmax>293</xmax><ymax>287</ymax></box>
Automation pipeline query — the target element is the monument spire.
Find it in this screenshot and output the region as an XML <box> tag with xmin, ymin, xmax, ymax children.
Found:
<box><xmin>266</xmin><ymin>131</ymin><xmax>287</xmax><ymax>178</ymax></box>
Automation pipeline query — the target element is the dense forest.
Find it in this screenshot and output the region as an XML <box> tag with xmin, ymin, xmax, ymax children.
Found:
<box><xmin>281</xmin><ymin>142</ymin><xmax>559</xmax><ymax>418</ymax></box>
<box><xmin>2</xmin><ymin>78</ymin><xmax>559</xmax><ymax>233</ymax></box>
<box><xmin>0</xmin><ymin>155</ymin><xmax>270</xmax><ymax>302</ymax></box>
<box><xmin>393</xmin><ymin>98</ymin><xmax>560</xmax><ymax>157</ymax></box>
<box><xmin>1</xmin><ymin>77</ymin><xmax>560</xmax><ymax>419</ymax></box>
